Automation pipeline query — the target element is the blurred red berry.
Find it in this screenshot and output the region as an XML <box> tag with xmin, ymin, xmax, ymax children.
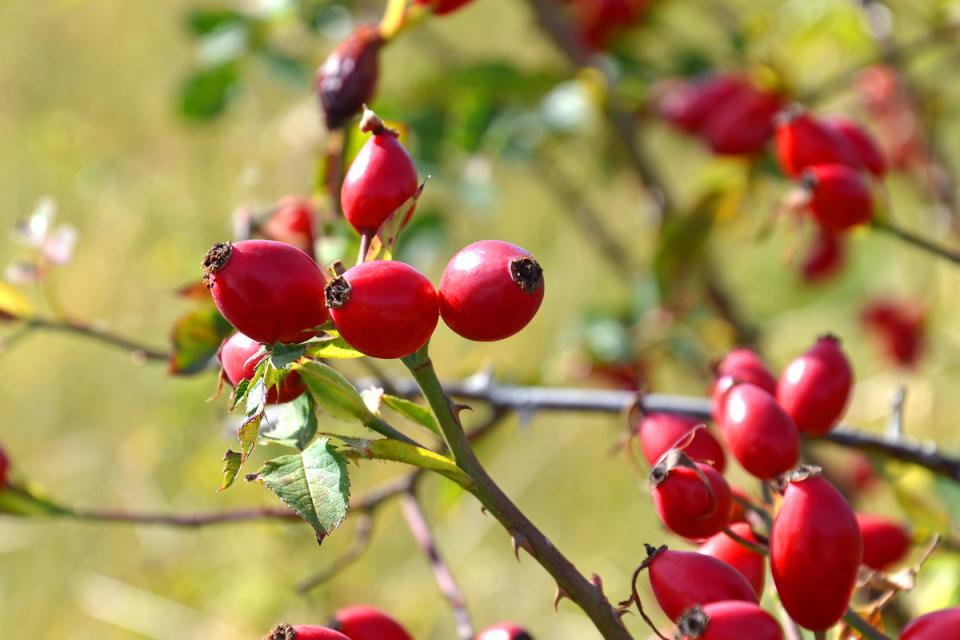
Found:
<box><xmin>657</xmin><ymin>75</ymin><xmax>753</xmax><ymax>134</ymax></box>
<box><xmin>331</xmin><ymin>606</ymin><xmax>412</xmax><ymax>640</ymax></box>
<box><xmin>900</xmin><ymin>608</ymin><xmax>960</xmax><ymax>640</ymax></box>
<box><xmin>861</xmin><ymin>297</ymin><xmax>926</xmax><ymax>368</ymax></box>
<box><xmin>262</xmin><ymin>196</ymin><xmax>317</xmax><ymax>258</ymax></box>
<box><xmin>703</xmin><ymin>88</ymin><xmax>783</xmax><ymax>156</ymax></box>
<box><xmin>219</xmin><ymin>332</ymin><xmax>306</xmax><ymax>404</ymax></box>
<box><xmin>775</xmin><ymin>108</ymin><xmax>863</xmax><ymax>177</ymax></box>
<box><xmin>0</xmin><ymin>446</ymin><xmax>9</xmax><ymax>488</ymax></box>
<box><xmin>802</xmin><ymin>164</ymin><xmax>874</xmax><ymax>231</ymax></box>
<box><xmin>857</xmin><ymin>514</ymin><xmax>911</xmax><ymax>571</ymax></box>
<box><xmin>415</xmin><ymin>0</ymin><xmax>473</xmax><ymax>14</ymax></box>
<box><xmin>570</xmin><ymin>0</ymin><xmax>649</xmax><ymax>50</ymax></box>
<box><xmin>823</xmin><ymin>116</ymin><xmax>887</xmax><ymax>178</ymax></box>
<box><xmin>800</xmin><ymin>226</ymin><xmax>846</xmax><ymax>284</ymax></box>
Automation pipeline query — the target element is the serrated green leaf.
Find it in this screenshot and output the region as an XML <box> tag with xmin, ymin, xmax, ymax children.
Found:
<box><xmin>0</xmin><ymin>484</ymin><xmax>70</xmax><ymax>517</ymax></box>
<box><xmin>261</xmin><ymin>393</ymin><xmax>319</xmax><ymax>450</ymax></box>
<box><xmin>168</xmin><ymin>304</ymin><xmax>234</xmax><ymax>375</ymax></box>
<box><xmin>304</xmin><ymin>333</ymin><xmax>364</xmax><ymax>360</ymax></box>
<box><xmin>218</xmin><ymin>450</ymin><xmax>243</xmax><ymax>492</ymax></box>
<box><xmin>332</xmin><ymin>435</ymin><xmax>472</xmax><ymax>489</ymax></box>
<box><xmin>269</xmin><ymin>343</ymin><xmax>306</xmax><ymax>369</ymax></box>
<box><xmin>179</xmin><ymin>62</ymin><xmax>241</xmax><ymax>122</ymax></box>
<box><xmin>252</xmin><ymin>437</ymin><xmax>350</xmax><ymax>541</ymax></box>
<box><xmin>382</xmin><ymin>395</ymin><xmax>440</xmax><ymax>436</ymax></box>
<box><xmin>0</xmin><ymin>283</ymin><xmax>30</xmax><ymax>321</ymax></box>
<box><xmin>365</xmin><ymin>184</ymin><xmax>424</xmax><ymax>262</ymax></box>
<box><xmin>296</xmin><ymin>360</ymin><xmax>374</xmax><ymax>424</ymax></box>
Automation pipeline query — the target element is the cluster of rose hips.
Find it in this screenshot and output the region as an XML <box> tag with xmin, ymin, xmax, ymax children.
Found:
<box><xmin>264</xmin><ymin>605</ymin><xmax>532</xmax><ymax>640</ymax></box>
<box><xmin>207</xmin><ymin>108</ymin><xmax>545</xmax><ymax>399</ymax></box>
<box><xmin>629</xmin><ymin>336</ymin><xmax>956</xmax><ymax>637</ymax></box>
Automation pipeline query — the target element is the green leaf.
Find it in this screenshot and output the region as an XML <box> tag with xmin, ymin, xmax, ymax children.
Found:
<box><xmin>258</xmin><ymin>48</ymin><xmax>310</xmax><ymax>84</ymax></box>
<box><xmin>168</xmin><ymin>304</ymin><xmax>234</xmax><ymax>376</ymax></box>
<box><xmin>365</xmin><ymin>184</ymin><xmax>424</xmax><ymax>262</ymax></box>
<box><xmin>179</xmin><ymin>62</ymin><xmax>241</xmax><ymax>122</ymax></box>
<box><xmin>218</xmin><ymin>450</ymin><xmax>243</xmax><ymax>492</ymax></box>
<box><xmin>261</xmin><ymin>393</ymin><xmax>319</xmax><ymax>450</ymax></box>
<box><xmin>269</xmin><ymin>343</ymin><xmax>306</xmax><ymax>369</ymax></box>
<box><xmin>382</xmin><ymin>395</ymin><xmax>441</xmax><ymax>436</ymax></box>
<box><xmin>296</xmin><ymin>360</ymin><xmax>374</xmax><ymax>424</ymax></box>
<box><xmin>0</xmin><ymin>484</ymin><xmax>70</xmax><ymax>517</ymax></box>
<box><xmin>332</xmin><ymin>436</ymin><xmax>473</xmax><ymax>489</ymax></box>
<box><xmin>304</xmin><ymin>333</ymin><xmax>364</xmax><ymax>360</ymax></box>
<box><xmin>251</xmin><ymin>437</ymin><xmax>350</xmax><ymax>541</ymax></box>
<box><xmin>185</xmin><ymin>9</ymin><xmax>248</xmax><ymax>36</ymax></box>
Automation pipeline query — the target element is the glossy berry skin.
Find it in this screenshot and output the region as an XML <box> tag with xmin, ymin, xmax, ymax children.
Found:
<box><xmin>265</xmin><ymin>624</ymin><xmax>350</xmax><ymax>640</ymax></box>
<box><xmin>900</xmin><ymin>608</ymin><xmax>960</xmax><ymax>640</ymax></box>
<box><xmin>315</xmin><ymin>25</ymin><xmax>382</xmax><ymax>130</ymax></box>
<box><xmin>415</xmin><ymin>0</ymin><xmax>473</xmax><ymax>14</ymax></box>
<box><xmin>326</xmin><ymin>261</ymin><xmax>438</xmax><ymax>359</ymax></box>
<box><xmin>341</xmin><ymin>128</ymin><xmax>418</xmax><ymax>235</ymax></box>
<box><xmin>803</xmin><ymin>164</ymin><xmax>874</xmax><ymax>231</ymax></box>
<box><xmin>697</xmin><ymin>523</ymin><xmax>766</xmax><ymax>596</ymax></box>
<box><xmin>438</xmin><ymin>240</ymin><xmax>544</xmax><ymax>342</ymax></box>
<box><xmin>203</xmin><ymin>240</ymin><xmax>328</xmax><ymax>345</ymax></box>
<box><xmin>331</xmin><ymin>606</ymin><xmax>413</xmax><ymax>640</ymax></box>
<box><xmin>263</xmin><ymin>196</ymin><xmax>316</xmax><ymax>258</ymax></box>
<box><xmin>771</xmin><ymin>471</ymin><xmax>862</xmax><ymax>631</ymax></box>
<box><xmin>219</xmin><ymin>333</ymin><xmax>306</xmax><ymax>404</ymax></box>
<box><xmin>777</xmin><ymin>335</ymin><xmax>853</xmax><ymax>435</ymax></box>
<box><xmin>857</xmin><ymin>514</ymin><xmax>911</xmax><ymax>571</ymax></box>
<box><xmin>775</xmin><ymin>110</ymin><xmax>863</xmax><ymax>177</ymax></box>
<box><xmin>801</xmin><ymin>226</ymin><xmax>846</xmax><ymax>284</ymax></box>
<box><xmin>475</xmin><ymin>622</ymin><xmax>534</xmax><ymax>640</ymax></box>
<box><xmin>647</xmin><ymin>548</ymin><xmax>758</xmax><ymax>621</ymax></box>
<box><xmin>722</xmin><ymin>383</ymin><xmax>800</xmax><ymax>479</ymax></box>
<box><xmin>675</xmin><ymin>602</ymin><xmax>783</xmax><ymax>640</ymax></box>
<box><xmin>0</xmin><ymin>445</ymin><xmax>9</xmax><ymax>488</ymax></box>
<box><xmin>651</xmin><ymin>461</ymin><xmax>732</xmax><ymax>539</ymax></box>
<box><xmin>636</xmin><ymin>412</ymin><xmax>726</xmax><ymax>472</ymax></box>
<box><xmin>711</xmin><ymin>348</ymin><xmax>777</xmax><ymax>422</ymax></box>
<box><xmin>824</xmin><ymin>117</ymin><xmax>887</xmax><ymax>178</ymax></box>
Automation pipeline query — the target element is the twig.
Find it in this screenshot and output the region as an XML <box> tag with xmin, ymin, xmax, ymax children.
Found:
<box><xmin>65</xmin><ymin>505</ymin><xmax>298</xmax><ymax>526</ymax></box>
<box><xmin>873</xmin><ymin>217</ymin><xmax>960</xmax><ymax>264</ymax></box>
<box><xmin>888</xmin><ymin>385</ymin><xmax>907</xmax><ymax>440</ymax></box>
<box><xmin>843</xmin><ymin>609</ymin><xmax>892</xmax><ymax>640</ymax></box>
<box><xmin>400</xmin><ymin>489</ymin><xmax>473</xmax><ymax>639</ymax></box>
<box><xmin>17</xmin><ymin>316</ymin><xmax>168</xmax><ymax>362</ymax></box>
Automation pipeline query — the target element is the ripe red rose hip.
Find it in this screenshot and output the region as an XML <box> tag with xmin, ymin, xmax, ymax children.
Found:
<box><xmin>697</xmin><ymin>523</ymin><xmax>766</xmax><ymax>596</ymax></box>
<box><xmin>438</xmin><ymin>240</ymin><xmax>544</xmax><ymax>342</ymax></box>
<box><xmin>415</xmin><ymin>0</ymin><xmax>473</xmax><ymax>15</ymax></box>
<box><xmin>475</xmin><ymin>622</ymin><xmax>534</xmax><ymax>640</ymax></box>
<box><xmin>651</xmin><ymin>454</ymin><xmax>732</xmax><ymax>539</ymax></box>
<box><xmin>315</xmin><ymin>25</ymin><xmax>382</xmax><ymax>130</ymax></box>
<box><xmin>326</xmin><ymin>261</ymin><xmax>438</xmax><ymax>359</ymax></box>
<box><xmin>857</xmin><ymin>513</ymin><xmax>911</xmax><ymax>571</ymax></box>
<box><xmin>770</xmin><ymin>467</ymin><xmax>862</xmax><ymax>631</ymax></box>
<box><xmin>341</xmin><ymin>110</ymin><xmax>419</xmax><ymax>236</ymax></box>
<box><xmin>901</xmin><ymin>608</ymin><xmax>960</xmax><ymax>640</ymax></box>
<box><xmin>219</xmin><ymin>332</ymin><xmax>306</xmax><ymax>404</ymax></box>
<box><xmin>823</xmin><ymin>116</ymin><xmax>887</xmax><ymax>178</ymax></box>
<box><xmin>711</xmin><ymin>347</ymin><xmax>777</xmax><ymax>422</ymax></box>
<box><xmin>775</xmin><ymin>109</ymin><xmax>863</xmax><ymax>177</ymax></box>
<box><xmin>777</xmin><ymin>335</ymin><xmax>853</xmax><ymax>435</ymax></box>
<box><xmin>265</xmin><ymin>624</ymin><xmax>349</xmax><ymax>640</ymax></box>
<box><xmin>263</xmin><ymin>196</ymin><xmax>317</xmax><ymax>257</ymax></box>
<box><xmin>801</xmin><ymin>226</ymin><xmax>846</xmax><ymax>284</ymax></box>
<box><xmin>645</xmin><ymin>546</ymin><xmax>758</xmax><ymax>621</ymax></box>
<box><xmin>703</xmin><ymin>88</ymin><xmax>783</xmax><ymax>156</ymax></box>
<box><xmin>802</xmin><ymin>163</ymin><xmax>874</xmax><ymax>231</ymax></box>
<box><xmin>330</xmin><ymin>606</ymin><xmax>413</xmax><ymax>640</ymax></box>
<box><xmin>0</xmin><ymin>445</ymin><xmax>9</xmax><ymax>488</ymax></box>
<box><xmin>658</xmin><ymin>74</ymin><xmax>752</xmax><ymax>134</ymax></box>
<box><xmin>203</xmin><ymin>240</ymin><xmax>328</xmax><ymax>345</ymax></box>
<box><xmin>721</xmin><ymin>383</ymin><xmax>800</xmax><ymax>479</ymax></box>
<box><xmin>675</xmin><ymin>602</ymin><xmax>783</xmax><ymax>640</ymax></box>
<box><xmin>635</xmin><ymin>412</ymin><xmax>726</xmax><ymax>471</ymax></box>
<box><xmin>861</xmin><ymin>297</ymin><xmax>926</xmax><ymax>368</ymax></box>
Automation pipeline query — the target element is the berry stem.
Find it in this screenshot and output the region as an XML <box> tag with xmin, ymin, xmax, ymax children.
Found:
<box><xmin>400</xmin><ymin>345</ymin><xmax>633</xmax><ymax>640</ymax></box>
<box><xmin>814</xmin><ymin>631</ymin><xmax>827</xmax><ymax>640</ymax></box>
<box><xmin>872</xmin><ymin>218</ymin><xmax>960</xmax><ymax>264</ymax></box>
<box><xmin>843</xmin><ymin>610</ymin><xmax>892</xmax><ymax>640</ymax></box>
<box><xmin>357</xmin><ymin>231</ymin><xmax>372</xmax><ymax>265</ymax></box>
<box><xmin>722</xmin><ymin>526</ymin><xmax>768</xmax><ymax>555</ymax></box>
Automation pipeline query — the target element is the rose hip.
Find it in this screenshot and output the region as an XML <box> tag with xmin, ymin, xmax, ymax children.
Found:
<box><xmin>635</xmin><ymin>411</ymin><xmax>726</xmax><ymax>471</ymax></box>
<box><xmin>330</xmin><ymin>606</ymin><xmax>413</xmax><ymax>640</ymax></box>
<box><xmin>721</xmin><ymin>383</ymin><xmax>800</xmax><ymax>479</ymax></box>
<box><xmin>900</xmin><ymin>608</ymin><xmax>960</xmax><ymax>640</ymax></box>
<box><xmin>262</xmin><ymin>196</ymin><xmax>317</xmax><ymax>258</ymax></box>
<box><xmin>697</xmin><ymin>523</ymin><xmax>766</xmax><ymax>596</ymax></box>
<box><xmin>777</xmin><ymin>335</ymin><xmax>853</xmax><ymax>435</ymax></box>
<box><xmin>775</xmin><ymin>109</ymin><xmax>863</xmax><ymax>177</ymax></box>
<box><xmin>651</xmin><ymin>455</ymin><xmax>732</xmax><ymax>539</ymax></box>
<box><xmin>675</xmin><ymin>602</ymin><xmax>783</xmax><ymax>640</ymax></box>
<box><xmin>315</xmin><ymin>26</ymin><xmax>382</xmax><ymax>130</ymax></box>
<box><xmin>857</xmin><ymin>513</ymin><xmax>911</xmax><ymax>571</ymax></box>
<box><xmin>645</xmin><ymin>546</ymin><xmax>758</xmax><ymax>621</ymax></box>
<box><xmin>219</xmin><ymin>332</ymin><xmax>306</xmax><ymax>404</ymax></box>
<box><xmin>802</xmin><ymin>164</ymin><xmax>874</xmax><ymax>231</ymax></box>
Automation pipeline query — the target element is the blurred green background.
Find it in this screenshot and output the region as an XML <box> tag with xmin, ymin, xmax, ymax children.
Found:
<box><xmin>3</xmin><ymin>0</ymin><xmax>960</xmax><ymax>638</ymax></box>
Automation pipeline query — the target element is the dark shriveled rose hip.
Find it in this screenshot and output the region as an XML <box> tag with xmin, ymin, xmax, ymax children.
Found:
<box><xmin>315</xmin><ymin>25</ymin><xmax>382</xmax><ymax>130</ymax></box>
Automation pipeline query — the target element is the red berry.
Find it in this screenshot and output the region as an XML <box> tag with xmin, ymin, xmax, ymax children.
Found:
<box><xmin>823</xmin><ymin>117</ymin><xmax>887</xmax><ymax>178</ymax></box>
<box><xmin>326</xmin><ymin>261</ymin><xmax>438</xmax><ymax>359</ymax></box>
<box><xmin>775</xmin><ymin>109</ymin><xmax>863</xmax><ymax>177</ymax></box>
<box><xmin>219</xmin><ymin>332</ymin><xmax>306</xmax><ymax>404</ymax></box>
<box><xmin>475</xmin><ymin>622</ymin><xmax>534</xmax><ymax>640</ymax></box>
<box><xmin>777</xmin><ymin>335</ymin><xmax>853</xmax><ymax>435</ymax></box>
<box><xmin>802</xmin><ymin>164</ymin><xmax>874</xmax><ymax>231</ymax></box>
<box><xmin>703</xmin><ymin>88</ymin><xmax>783</xmax><ymax>156</ymax></box>
<box><xmin>856</xmin><ymin>514</ymin><xmax>911</xmax><ymax>571</ymax></box>
<box><xmin>635</xmin><ymin>412</ymin><xmax>726</xmax><ymax>472</ymax></box>
<box><xmin>331</xmin><ymin>606</ymin><xmax>412</xmax><ymax>640</ymax></box>
<box><xmin>571</xmin><ymin>0</ymin><xmax>649</xmax><ymax>50</ymax></box>
<box><xmin>315</xmin><ymin>25</ymin><xmax>382</xmax><ymax>130</ymax></box>
<box><xmin>861</xmin><ymin>297</ymin><xmax>925</xmax><ymax>368</ymax></box>
<box><xmin>711</xmin><ymin>348</ymin><xmax>777</xmax><ymax>422</ymax></box>
<box><xmin>415</xmin><ymin>0</ymin><xmax>473</xmax><ymax>15</ymax></box>
<box><xmin>438</xmin><ymin>240</ymin><xmax>544</xmax><ymax>342</ymax></box>
<box><xmin>203</xmin><ymin>240</ymin><xmax>328</xmax><ymax>345</ymax></box>
<box><xmin>697</xmin><ymin>523</ymin><xmax>766</xmax><ymax>596</ymax></box>
<box><xmin>770</xmin><ymin>468</ymin><xmax>862</xmax><ymax>631</ymax></box>
<box><xmin>645</xmin><ymin>546</ymin><xmax>758</xmax><ymax>621</ymax></box>
<box><xmin>901</xmin><ymin>608</ymin><xmax>960</xmax><ymax>640</ymax></box>
<box><xmin>721</xmin><ymin>383</ymin><xmax>800</xmax><ymax>479</ymax></box>
<box><xmin>674</xmin><ymin>602</ymin><xmax>783</xmax><ymax>640</ymax></box>
<box><xmin>651</xmin><ymin>456</ymin><xmax>732</xmax><ymax>539</ymax></box>
<box><xmin>0</xmin><ymin>445</ymin><xmax>9</xmax><ymax>488</ymax></box>
<box><xmin>341</xmin><ymin>113</ymin><xmax>419</xmax><ymax>236</ymax></box>
<box><xmin>801</xmin><ymin>226</ymin><xmax>846</xmax><ymax>284</ymax></box>
<box><xmin>265</xmin><ymin>624</ymin><xmax>349</xmax><ymax>640</ymax></box>
<box><xmin>262</xmin><ymin>196</ymin><xmax>317</xmax><ymax>258</ymax></box>
<box><xmin>658</xmin><ymin>75</ymin><xmax>753</xmax><ymax>134</ymax></box>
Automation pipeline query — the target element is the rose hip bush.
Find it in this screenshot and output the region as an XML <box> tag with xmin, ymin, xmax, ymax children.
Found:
<box><xmin>3</xmin><ymin>1</ymin><xmax>960</xmax><ymax>639</ymax></box>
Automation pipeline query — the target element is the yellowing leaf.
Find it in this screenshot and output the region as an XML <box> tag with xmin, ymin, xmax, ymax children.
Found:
<box><xmin>0</xmin><ymin>283</ymin><xmax>31</xmax><ymax>321</ymax></box>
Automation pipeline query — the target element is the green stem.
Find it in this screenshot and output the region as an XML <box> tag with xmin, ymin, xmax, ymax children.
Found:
<box><xmin>873</xmin><ymin>218</ymin><xmax>960</xmax><ymax>264</ymax></box>
<box><xmin>401</xmin><ymin>345</ymin><xmax>632</xmax><ymax>640</ymax></box>
<box><xmin>722</xmin><ymin>527</ymin><xmax>768</xmax><ymax>555</ymax></box>
<box><xmin>843</xmin><ymin>610</ymin><xmax>892</xmax><ymax>640</ymax></box>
